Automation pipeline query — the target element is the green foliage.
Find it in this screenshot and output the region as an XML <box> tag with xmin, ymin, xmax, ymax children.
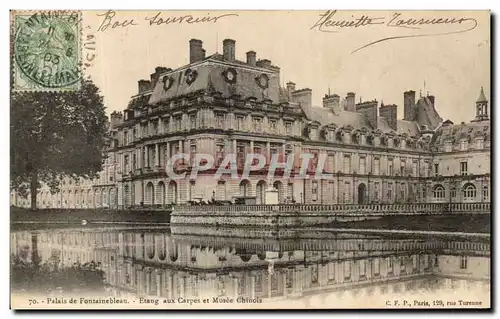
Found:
<box><xmin>10</xmin><ymin>79</ymin><xmax>108</xmax><ymax>208</ymax></box>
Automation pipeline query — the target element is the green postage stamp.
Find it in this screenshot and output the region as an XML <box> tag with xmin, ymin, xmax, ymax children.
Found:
<box><xmin>12</xmin><ymin>11</ymin><xmax>82</xmax><ymax>91</ymax></box>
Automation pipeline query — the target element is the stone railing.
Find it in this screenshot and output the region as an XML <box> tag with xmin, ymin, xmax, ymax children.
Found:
<box><xmin>449</xmin><ymin>202</ymin><xmax>490</xmax><ymax>212</ymax></box>
<box><xmin>172</xmin><ymin>202</ymin><xmax>491</xmax><ymax>215</ymax></box>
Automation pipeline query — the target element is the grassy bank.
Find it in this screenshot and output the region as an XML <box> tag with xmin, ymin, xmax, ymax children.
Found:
<box><xmin>10</xmin><ymin>207</ymin><xmax>171</xmax><ymax>225</ymax></box>
<box><xmin>322</xmin><ymin>214</ymin><xmax>491</xmax><ymax>233</ymax></box>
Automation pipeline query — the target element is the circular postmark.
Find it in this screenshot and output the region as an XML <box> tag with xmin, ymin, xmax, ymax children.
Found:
<box><xmin>14</xmin><ymin>12</ymin><xmax>81</xmax><ymax>89</ymax></box>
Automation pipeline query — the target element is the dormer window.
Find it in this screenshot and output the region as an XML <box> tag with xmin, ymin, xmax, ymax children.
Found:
<box><xmin>444</xmin><ymin>141</ymin><xmax>452</xmax><ymax>152</ymax></box>
<box><xmin>460</xmin><ymin>139</ymin><xmax>468</xmax><ymax>151</ymax></box>
<box><xmin>476</xmin><ymin>138</ymin><xmax>484</xmax><ymax>149</ymax></box>
<box><xmin>269</xmin><ymin>119</ymin><xmax>277</xmax><ymax>133</ymax></box>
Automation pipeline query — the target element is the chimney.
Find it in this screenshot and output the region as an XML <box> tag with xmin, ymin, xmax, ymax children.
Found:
<box><xmin>291</xmin><ymin>88</ymin><xmax>312</xmax><ymax>109</ymax></box>
<box><xmin>223</xmin><ymin>39</ymin><xmax>236</xmax><ymax>61</ymax></box>
<box><xmin>189</xmin><ymin>39</ymin><xmax>203</xmax><ymax>63</ymax></box>
<box><xmin>286</xmin><ymin>82</ymin><xmax>296</xmax><ymax>100</ymax></box>
<box><xmin>110</xmin><ymin>111</ymin><xmax>123</xmax><ymax>129</ymax></box>
<box><xmin>403</xmin><ymin>90</ymin><xmax>416</xmax><ymax>121</ymax></box>
<box><xmin>345</xmin><ymin>92</ymin><xmax>356</xmax><ymax>112</ymax></box>
<box><xmin>138</xmin><ymin>79</ymin><xmax>151</xmax><ymax>94</ymax></box>
<box><xmin>246</xmin><ymin>51</ymin><xmax>256</xmax><ymax>66</ymax></box>
<box><xmin>150</xmin><ymin>66</ymin><xmax>172</xmax><ymax>88</ymax></box>
<box><xmin>356</xmin><ymin>100</ymin><xmax>378</xmax><ymax>129</ymax></box>
<box><xmin>380</xmin><ymin>104</ymin><xmax>398</xmax><ymax>131</ymax></box>
<box><xmin>323</xmin><ymin>94</ymin><xmax>341</xmax><ymax>113</ymax></box>
<box><xmin>256</xmin><ymin>59</ymin><xmax>272</xmax><ymax>69</ymax></box>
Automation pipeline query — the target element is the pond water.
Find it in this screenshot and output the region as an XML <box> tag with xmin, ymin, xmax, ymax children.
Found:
<box><xmin>10</xmin><ymin>225</ymin><xmax>491</xmax><ymax>309</ymax></box>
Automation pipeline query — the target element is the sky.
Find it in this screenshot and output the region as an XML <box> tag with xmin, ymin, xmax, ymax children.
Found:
<box><xmin>83</xmin><ymin>10</ymin><xmax>490</xmax><ymax>124</ymax></box>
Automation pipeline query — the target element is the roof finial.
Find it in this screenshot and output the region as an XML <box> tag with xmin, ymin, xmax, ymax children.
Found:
<box><xmin>216</xmin><ymin>32</ymin><xmax>219</xmax><ymax>53</ymax></box>
<box><xmin>477</xmin><ymin>86</ymin><xmax>488</xmax><ymax>103</ymax></box>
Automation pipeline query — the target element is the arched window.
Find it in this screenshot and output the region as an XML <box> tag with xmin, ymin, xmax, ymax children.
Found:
<box><xmin>483</xmin><ymin>186</ymin><xmax>489</xmax><ymax>201</ymax></box>
<box><xmin>433</xmin><ymin>185</ymin><xmax>445</xmax><ymax>199</ymax></box>
<box><xmin>462</xmin><ymin>183</ymin><xmax>477</xmax><ymax>199</ymax></box>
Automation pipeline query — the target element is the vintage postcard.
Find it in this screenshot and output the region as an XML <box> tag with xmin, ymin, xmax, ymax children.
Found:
<box><xmin>10</xmin><ymin>10</ymin><xmax>491</xmax><ymax>310</ymax></box>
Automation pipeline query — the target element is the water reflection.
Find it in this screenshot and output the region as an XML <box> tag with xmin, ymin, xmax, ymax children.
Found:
<box><xmin>10</xmin><ymin>226</ymin><xmax>490</xmax><ymax>308</ymax></box>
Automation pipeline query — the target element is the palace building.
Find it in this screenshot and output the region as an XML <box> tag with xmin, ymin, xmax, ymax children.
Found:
<box><xmin>11</xmin><ymin>228</ymin><xmax>490</xmax><ymax>307</ymax></box>
<box><xmin>13</xmin><ymin>38</ymin><xmax>491</xmax><ymax>209</ymax></box>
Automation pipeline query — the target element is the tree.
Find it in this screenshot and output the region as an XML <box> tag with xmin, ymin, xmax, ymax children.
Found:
<box><xmin>11</xmin><ymin>79</ymin><xmax>108</xmax><ymax>209</ymax></box>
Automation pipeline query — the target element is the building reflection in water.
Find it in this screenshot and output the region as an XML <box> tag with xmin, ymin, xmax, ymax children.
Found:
<box><xmin>11</xmin><ymin>227</ymin><xmax>490</xmax><ymax>308</ymax></box>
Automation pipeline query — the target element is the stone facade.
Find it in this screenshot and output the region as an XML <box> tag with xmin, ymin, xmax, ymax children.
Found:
<box><xmin>11</xmin><ymin>38</ymin><xmax>491</xmax><ymax>209</ymax></box>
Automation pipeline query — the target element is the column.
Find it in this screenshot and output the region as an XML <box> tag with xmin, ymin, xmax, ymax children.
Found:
<box><xmin>155</xmin><ymin>144</ymin><xmax>159</xmax><ymax>167</ymax></box>
<box><xmin>250</xmin><ymin>140</ymin><xmax>254</xmax><ymax>152</ymax></box>
<box><xmin>233</xmin><ymin>139</ymin><xmax>237</xmax><ymax>153</ymax></box>
<box><xmin>166</xmin><ymin>142</ymin><xmax>170</xmax><ymax>161</ymax></box>
<box><xmin>144</xmin><ymin>146</ymin><xmax>149</xmax><ymax>168</ymax></box>
<box><xmin>266</xmin><ymin>142</ymin><xmax>271</xmax><ymax>164</ymax></box>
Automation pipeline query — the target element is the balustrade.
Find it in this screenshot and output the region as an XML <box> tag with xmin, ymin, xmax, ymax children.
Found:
<box><xmin>172</xmin><ymin>202</ymin><xmax>490</xmax><ymax>216</ymax></box>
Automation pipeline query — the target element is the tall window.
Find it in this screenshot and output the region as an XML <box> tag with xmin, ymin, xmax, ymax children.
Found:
<box><xmin>400</xmin><ymin>183</ymin><xmax>406</xmax><ymax>200</ymax></box>
<box><xmin>343</xmin><ymin>155</ymin><xmax>351</xmax><ymax>174</ymax></box>
<box><xmin>374</xmin><ymin>158</ymin><xmax>380</xmax><ymax>175</ymax></box>
<box><xmin>164</xmin><ymin>118</ymin><xmax>170</xmax><ymax>133</ymax></box>
<box><xmin>252</xmin><ymin>117</ymin><xmax>262</xmax><ymax>132</ymax></box>
<box><xmin>152</xmin><ymin>121</ymin><xmax>159</xmax><ymax>135</ymax></box>
<box><xmin>374</xmin><ymin>182</ymin><xmax>380</xmax><ymax>201</ymax></box>
<box><xmin>450</xmin><ymin>187</ymin><xmax>457</xmax><ymax>198</ymax></box>
<box><xmin>483</xmin><ymin>186</ymin><xmax>489</xmax><ymax>201</ymax></box>
<box><xmin>412</xmin><ymin>161</ymin><xmax>417</xmax><ymax>176</ymax></box>
<box><xmin>123</xmin><ymin>131</ymin><xmax>128</xmax><ymax>145</ymax></box>
<box><xmin>460</xmin><ymin>140</ymin><xmax>468</xmax><ymax>151</ymax></box>
<box><xmin>344</xmin><ymin>261</ymin><xmax>351</xmax><ymax>280</ymax></box>
<box><xmin>359</xmin><ymin>260</ymin><xmax>367</xmax><ymax>278</ymax></box>
<box><xmin>476</xmin><ymin>139</ymin><xmax>484</xmax><ymax>149</ymax></box>
<box><xmin>344</xmin><ymin>182</ymin><xmax>351</xmax><ymax>203</ymax></box>
<box><xmin>124</xmin><ymin>155</ymin><xmax>129</xmax><ymax>172</ymax></box>
<box><xmin>433</xmin><ymin>185</ymin><xmax>445</xmax><ymax>199</ymax></box>
<box><xmin>434</xmin><ymin>163</ymin><xmax>439</xmax><ymax>176</ymax></box>
<box><xmin>285</xmin><ymin>122</ymin><xmax>292</xmax><ymax>135</ymax></box>
<box><xmin>373</xmin><ymin>258</ymin><xmax>380</xmax><ymax>276</ymax></box>
<box><xmin>444</xmin><ymin>141</ymin><xmax>452</xmax><ymax>152</ymax></box>
<box><xmin>190</xmin><ymin>143</ymin><xmax>197</xmax><ymax>164</ymax></box>
<box><xmin>287</xmin><ymin>183</ymin><xmax>293</xmax><ymax>201</ymax></box>
<box><xmin>327</xmin><ymin>262</ymin><xmax>335</xmax><ymax>282</ymax></box>
<box><xmin>216</xmin><ymin>113</ymin><xmax>225</xmax><ymax>128</ymax></box>
<box><xmin>269</xmin><ymin>119</ymin><xmax>277</xmax><ymax>133</ymax></box>
<box><xmin>359</xmin><ymin>157</ymin><xmax>366</xmax><ymax>174</ymax></box>
<box><xmin>460</xmin><ymin>256</ymin><xmax>468</xmax><ymax>270</ymax></box>
<box><xmin>327</xmin><ymin>154</ymin><xmax>335</xmax><ymax>172</ymax></box>
<box><xmin>312</xmin><ymin>181</ymin><xmax>318</xmax><ymax>201</ymax></box>
<box><xmin>236</xmin><ymin>116</ymin><xmax>245</xmax><ymax>130</ymax></box>
<box><xmin>460</xmin><ymin>161</ymin><xmax>468</xmax><ymax>176</ymax></box>
<box><xmin>189</xmin><ymin>114</ymin><xmax>196</xmax><ymax>129</ymax></box>
<box><xmin>174</xmin><ymin>116</ymin><xmax>182</xmax><ymax>131</ymax></box>
<box><xmin>463</xmin><ymin>184</ymin><xmax>477</xmax><ymax>199</ymax></box>
<box><xmin>387</xmin><ymin>183</ymin><xmax>393</xmax><ymax>200</ymax></box>
<box><xmin>388</xmin><ymin>159</ymin><xmax>394</xmax><ymax>176</ymax></box>
<box><xmin>215</xmin><ymin>143</ymin><xmax>224</xmax><ymax>165</ymax></box>
<box><xmin>329</xmin><ymin>181</ymin><xmax>335</xmax><ymax>202</ymax></box>
<box><xmin>388</xmin><ymin>258</ymin><xmax>394</xmax><ymax>274</ymax></box>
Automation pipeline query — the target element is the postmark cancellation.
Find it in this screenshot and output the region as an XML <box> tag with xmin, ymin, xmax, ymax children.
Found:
<box><xmin>11</xmin><ymin>10</ymin><xmax>82</xmax><ymax>92</ymax></box>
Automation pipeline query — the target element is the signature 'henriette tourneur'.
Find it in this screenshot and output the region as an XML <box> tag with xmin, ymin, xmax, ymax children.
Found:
<box><xmin>311</xmin><ymin>10</ymin><xmax>479</xmax><ymax>54</ymax></box>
